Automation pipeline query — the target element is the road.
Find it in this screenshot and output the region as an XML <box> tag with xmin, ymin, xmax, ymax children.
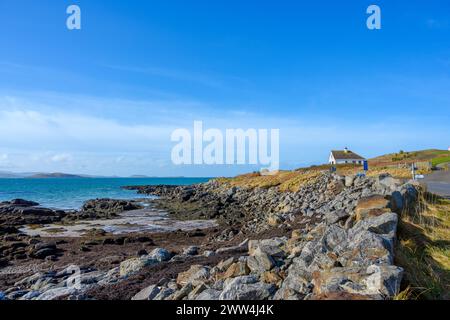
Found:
<box><xmin>422</xmin><ymin>170</ymin><xmax>450</xmax><ymax>198</ymax></box>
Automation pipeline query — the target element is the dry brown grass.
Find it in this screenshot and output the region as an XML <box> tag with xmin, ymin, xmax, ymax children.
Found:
<box><xmin>215</xmin><ymin>162</ymin><xmax>430</xmax><ymax>192</ymax></box>
<box><xmin>336</xmin><ymin>165</ymin><xmax>430</xmax><ymax>179</ymax></box>
<box><xmin>395</xmin><ymin>191</ymin><xmax>450</xmax><ymax>300</ymax></box>
<box><xmin>216</xmin><ymin>169</ymin><xmax>325</xmax><ymax>192</ymax></box>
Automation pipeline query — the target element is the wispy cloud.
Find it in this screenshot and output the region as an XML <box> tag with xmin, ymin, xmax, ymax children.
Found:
<box><xmin>0</xmin><ymin>90</ymin><xmax>448</xmax><ymax>176</ymax></box>
<box><xmin>105</xmin><ymin>64</ymin><xmax>226</xmax><ymax>89</ymax></box>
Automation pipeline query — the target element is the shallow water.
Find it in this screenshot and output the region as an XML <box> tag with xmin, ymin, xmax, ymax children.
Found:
<box><xmin>19</xmin><ymin>207</ymin><xmax>217</xmax><ymax>237</ymax></box>
<box><xmin>0</xmin><ymin>177</ymin><xmax>210</xmax><ymax>209</ymax></box>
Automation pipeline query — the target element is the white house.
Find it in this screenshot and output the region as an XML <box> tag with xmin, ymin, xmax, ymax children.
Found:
<box><xmin>329</xmin><ymin>148</ymin><xmax>366</xmax><ymax>165</ymax></box>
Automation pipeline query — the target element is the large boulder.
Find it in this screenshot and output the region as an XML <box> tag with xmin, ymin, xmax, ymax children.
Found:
<box><xmin>177</xmin><ymin>265</ymin><xmax>211</xmax><ymax>286</ymax></box>
<box><xmin>149</xmin><ymin>248</ymin><xmax>172</xmax><ymax>262</ymax></box>
<box><xmin>247</xmin><ymin>248</ymin><xmax>276</xmax><ymax>274</ymax></box>
<box><xmin>354</xmin><ymin>195</ymin><xmax>390</xmax><ymax>221</ymax></box>
<box><xmin>195</xmin><ymin>289</ymin><xmax>222</xmax><ymax>300</ymax></box>
<box><xmin>81</xmin><ymin>199</ymin><xmax>141</xmax><ymax>218</ymax></box>
<box><xmin>248</xmin><ymin>238</ymin><xmax>287</xmax><ymax>260</ymax></box>
<box><xmin>363</xmin><ymin>265</ymin><xmax>403</xmax><ymax>297</ymax></box>
<box><xmin>119</xmin><ymin>256</ymin><xmax>158</xmax><ymax>277</ymax></box>
<box><xmin>131</xmin><ymin>284</ymin><xmax>161</xmax><ymax>300</ymax></box>
<box><xmin>219</xmin><ymin>276</ymin><xmax>276</xmax><ymax>300</ymax></box>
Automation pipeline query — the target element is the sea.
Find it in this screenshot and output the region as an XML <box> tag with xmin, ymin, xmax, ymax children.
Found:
<box><xmin>0</xmin><ymin>177</ymin><xmax>211</xmax><ymax>210</ymax></box>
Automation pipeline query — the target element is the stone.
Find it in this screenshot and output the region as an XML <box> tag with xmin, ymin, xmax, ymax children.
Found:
<box><xmin>260</xmin><ymin>271</ymin><xmax>282</xmax><ymax>284</ymax></box>
<box><xmin>350</xmin><ymin>212</ymin><xmax>398</xmax><ymax>239</ymax></box>
<box><xmin>119</xmin><ymin>256</ymin><xmax>158</xmax><ymax>277</ymax></box>
<box><xmin>248</xmin><ymin>238</ymin><xmax>287</xmax><ymax>259</ymax></box>
<box><xmin>363</xmin><ymin>265</ymin><xmax>403</xmax><ymax>297</ymax></box>
<box><xmin>171</xmin><ymin>283</ymin><xmax>193</xmax><ymax>300</ymax></box>
<box><xmin>153</xmin><ymin>288</ymin><xmax>175</xmax><ymax>300</ymax></box>
<box><xmin>274</xmin><ymin>271</ymin><xmax>311</xmax><ymax>300</ymax></box>
<box><xmin>222</xmin><ymin>261</ymin><xmax>250</xmax><ymax>279</ymax></box>
<box><xmin>325</xmin><ymin>210</ymin><xmax>349</xmax><ymax>225</ymax></box>
<box><xmin>183</xmin><ymin>246</ymin><xmax>199</xmax><ymax>256</ymax></box>
<box><xmin>7</xmin><ymin>290</ymin><xmax>29</xmax><ymax>300</ymax></box>
<box><xmin>177</xmin><ymin>265</ymin><xmax>210</xmax><ymax>286</ymax></box>
<box><xmin>216</xmin><ymin>257</ymin><xmax>236</xmax><ymax>272</ymax></box>
<box><xmin>247</xmin><ymin>248</ymin><xmax>276</xmax><ymax>273</ymax></box>
<box><xmin>215</xmin><ymin>239</ymin><xmax>248</xmax><ymax>254</ymax></box>
<box><xmin>195</xmin><ymin>289</ymin><xmax>222</xmax><ymax>300</ymax></box>
<box><xmin>311</xmin><ymin>267</ymin><xmax>367</xmax><ymax>297</ymax></box>
<box><xmin>345</xmin><ymin>175</ymin><xmax>355</xmax><ymax>187</ymax></box>
<box><xmin>291</xmin><ymin>229</ymin><xmax>303</xmax><ymax>240</ymax></box>
<box><xmin>187</xmin><ymin>283</ymin><xmax>207</xmax><ymax>299</ymax></box>
<box><xmin>35</xmin><ymin>287</ymin><xmax>77</xmax><ymax>300</ymax></box>
<box><xmin>390</xmin><ymin>191</ymin><xmax>403</xmax><ymax>214</ymax></box>
<box><xmin>376</xmin><ymin>174</ymin><xmax>400</xmax><ymax>192</ymax></box>
<box><xmin>354</xmin><ymin>195</ymin><xmax>390</xmax><ymax>221</ymax></box>
<box><xmin>19</xmin><ymin>291</ymin><xmax>41</xmax><ymax>300</ymax></box>
<box><xmin>267</xmin><ymin>214</ymin><xmax>283</xmax><ymax>226</ymax></box>
<box><xmin>149</xmin><ymin>248</ymin><xmax>172</xmax><ymax>262</ymax></box>
<box><xmin>203</xmin><ymin>250</ymin><xmax>215</xmax><ymax>258</ymax></box>
<box><xmin>219</xmin><ymin>276</ymin><xmax>276</xmax><ymax>300</ymax></box>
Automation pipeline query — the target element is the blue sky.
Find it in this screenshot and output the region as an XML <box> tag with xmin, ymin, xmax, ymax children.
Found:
<box><xmin>0</xmin><ymin>0</ymin><xmax>449</xmax><ymax>176</ymax></box>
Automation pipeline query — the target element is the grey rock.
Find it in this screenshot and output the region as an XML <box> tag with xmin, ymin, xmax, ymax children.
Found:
<box><xmin>171</xmin><ymin>283</ymin><xmax>193</xmax><ymax>300</ymax></box>
<box><xmin>153</xmin><ymin>288</ymin><xmax>175</xmax><ymax>300</ymax></box>
<box><xmin>19</xmin><ymin>290</ymin><xmax>41</xmax><ymax>300</ymax></box>
<box><xmin>203</xmin><ymin>250</ymin><xmax>215</xmax><ymax>258</ymax></box>
<box><xmin>364</xmin><ymin>265</ymin><xmax>404</xmax><ymax>297</ymax></box>
<box><xmin>149</xmin><ymin>248</ymin><xmax>172</xmax><ymax>262</ymax></box>
<box><xmin>35</xmin><ymin>287</ymin><xmax>78</xmax><ymax>300</ymax></box>
<box><xmin>183</xmin><ymin>246</ymin><xmax>199</xmax><ymax>256</ymax></box>
<box><xmin>195</xmin><ymin>289</ymin><xmax>222</xmax><ymax>300</ymax></box>
<box><xmin>219</xmin><ymin>276</ymin><xmax>275</xmax><ymax>300</ymax></box>
<box><xmin>247</xmin><ymin>248</ymin><xmax>276</xmax><ymax>273</ymax></box>
<box><xmin>325</xmin><ymin>210</ymin><xmax>349</xmax><ymax>225</ymax></box>
<box><xmin>119</xmin><ymin>256</ymin><xmax>158</xmax><ymax>277</ymax></box>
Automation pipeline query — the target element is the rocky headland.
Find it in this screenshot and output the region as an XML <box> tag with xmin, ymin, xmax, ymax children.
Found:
<box><xmin>0</xmin><ymin>172</ymin><xmax>423</xmax><ymax>300</ymax></box>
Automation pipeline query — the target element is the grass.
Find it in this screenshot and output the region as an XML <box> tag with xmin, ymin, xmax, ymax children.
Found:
<box><xmin>216</xmin><ymin>169</ymin><xmax>325</xmax><ymax>192</ymax></box>
<box><xmin>215</xmin><ymin>163</ymin><xmax>430</xmax><ymax>192</ymax></box>
<box><xmin>432</xmin><ymin>156</ymin><xmax>450</xmax><ymax>167</ymax></box>
<box><xmin>395</xmin><ymin>191</ymin><xmax>450</xmax><ymax>300</ymax></box>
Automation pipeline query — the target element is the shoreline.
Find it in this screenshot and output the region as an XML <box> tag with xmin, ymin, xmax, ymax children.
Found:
<box><xmin>1</xmin><ymin>171</ymin><xmax>429</xmax><ymax>300</ymax></box>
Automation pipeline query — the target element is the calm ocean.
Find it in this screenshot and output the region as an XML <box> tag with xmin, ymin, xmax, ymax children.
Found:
<box><xmin>0</xmin><ymin>177</ymin><xmax>210</xmax><ymax>210</ymax></box>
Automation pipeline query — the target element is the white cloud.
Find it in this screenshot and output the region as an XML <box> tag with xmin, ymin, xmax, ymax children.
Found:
<box><xmin>51</xmin><ymin>153</ymin><xmax>72</xmax><ymax>163</ymax></box>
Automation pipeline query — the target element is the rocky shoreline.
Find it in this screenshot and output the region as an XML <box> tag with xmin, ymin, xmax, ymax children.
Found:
<box><xmin>0</xmin><ymin>172</ymin><xmax>420</xmax><ymax>300</ymax></box>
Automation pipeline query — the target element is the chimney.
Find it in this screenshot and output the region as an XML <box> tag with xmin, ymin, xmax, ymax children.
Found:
<box><xmin>344</xmin><ymin>147</ymin><xmax>349</xmax><ymax>153</ymax></box>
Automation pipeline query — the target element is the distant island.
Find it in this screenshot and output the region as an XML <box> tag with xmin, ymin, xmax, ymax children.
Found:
<box><xmin>28</xmin><ymin>173</ymin><xmax>87</xmax><ymax>179</ymax></box>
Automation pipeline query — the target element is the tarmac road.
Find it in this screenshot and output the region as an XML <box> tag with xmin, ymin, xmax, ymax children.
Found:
<box><xmin>421</xmin><ymin>170</ymin><xmax>450</xmax><ymax>198</ymax></box>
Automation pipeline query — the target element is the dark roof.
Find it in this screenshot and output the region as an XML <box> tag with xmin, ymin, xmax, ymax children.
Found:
<box><xmin>331</xmin><ymin>150</ymin><xmax>365</xmax><ymax>160</ymax></box>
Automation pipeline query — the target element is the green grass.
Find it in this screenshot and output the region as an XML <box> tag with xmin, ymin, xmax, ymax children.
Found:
<box><xmin>432</xmin><ymin>156</ymin><xmax>450</xmax><ymax>167</ymax></box>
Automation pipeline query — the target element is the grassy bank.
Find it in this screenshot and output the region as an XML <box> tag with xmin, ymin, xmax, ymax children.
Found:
<box><xmin>395</xmin><ymin>191</ymin><xmax>450</xmax><ymax>300</ymax></box>
<box><xmin>216</xmin><ymin>165</ymin><xmax>418</xmax><ymax>192</ymax></box>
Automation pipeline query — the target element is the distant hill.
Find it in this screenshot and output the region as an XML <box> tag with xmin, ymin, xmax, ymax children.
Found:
<box><xmin>28</xmin><ymin>172</ymin><xmax>87</xmax><ymax>179</ymax></box>
<box><xmin>370</xmin><ymin>149</ymin><xmax>450</xmax><ymax>166</ymax></box>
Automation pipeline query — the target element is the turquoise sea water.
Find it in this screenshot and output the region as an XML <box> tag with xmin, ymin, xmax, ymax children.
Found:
<box><xmin>0</xmin><ymin>177</ymin><xmax>210</xmax><ymax>210</ymax></box>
